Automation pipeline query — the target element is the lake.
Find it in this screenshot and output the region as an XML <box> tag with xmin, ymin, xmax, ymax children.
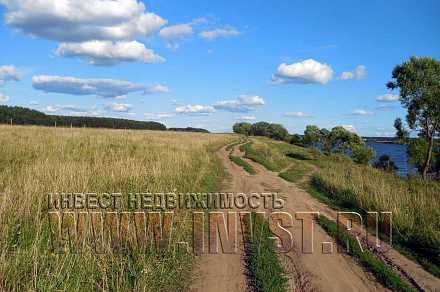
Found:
<box><xmin>367</xmin><ymin>142</ymin><xmax>416</xmax><ymax>177</ymax></box>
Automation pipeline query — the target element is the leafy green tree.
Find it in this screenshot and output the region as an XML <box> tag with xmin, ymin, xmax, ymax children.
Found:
<box><xmin>393</xmin><ymin>118</ymin><xmax>409</xmax><ymax>142</ymax></box>
<box><xmin>373</xmin><ymin>155</ymin><xmax>398</xmax><ymax>173</ymax></box>
<box><xmin>328</xmin><ymin>126</ymin><xmax>363</xmax><ymax>153</ymax></box>
<box><xmin>267</xmin><ymin>123</ymin><xmax>289</xmax><ymax>141</ymax></box>
<box><xmin>387</xmin><ymin>57</ymin><xmax>440</xmax><ymax>178</ymax></box>
<box><xmin>250</xmin><ymin>122</ymin><xmax>271</xmax><ymax>137</ymax></box>
<box><xmin>352</xmin><ymin>144</ymin><xmax>375</xmax><ymax>165</ymax></box>
<box><xmin>232</xmin><ymin>122</ymin><xmax>252</xmax><ymax>135</ymax></box>
<box><xmin>289</xmin><ymin>134</ymin><xmax>303</xmax><ymax>146</ymax></box>
<box><xmin>303</xmin><ymin>125</ymin><xmax>321</xmax><ymax>147</ymax></box>
<box><xmin>407</xmin><ymin>138</ymin><xmax>437</xmax><ymax>174</ymax></box>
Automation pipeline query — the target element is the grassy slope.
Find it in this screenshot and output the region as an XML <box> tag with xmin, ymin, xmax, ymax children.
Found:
<box><xmin>0</xmin><ymin>125</ymin><xmax>233</xmax><ymax>291</ymax></box>
<box><xmin>242</xmin><ymin>137</ymin><xmax>440</xmax><ymax>279</ymax></box>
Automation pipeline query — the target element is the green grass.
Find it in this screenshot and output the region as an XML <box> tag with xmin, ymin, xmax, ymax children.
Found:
<box><xmin>317</xmin><ymin>215</ymin><xmax>415</xmax><ymax>292</ymax></box>
<box><xmin>278</xmin><ymin>160</ymin><xmax>313</xmax><ymax>183</ymax></box>
<box><xmin>247</xmin><ymin>214</ymin><xmax>288</xmax><ymax>292</ymax></box>
<box><xmin>229</xmin><ymin>154</ymin><xmax>256</xmax><ymax>174</ymax></box>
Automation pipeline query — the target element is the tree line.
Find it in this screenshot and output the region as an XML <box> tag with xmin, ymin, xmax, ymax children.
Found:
<box><xmin>0</xmin><ymin>105</ymin><xmax>167</xmax><ymax>130</ymax></box>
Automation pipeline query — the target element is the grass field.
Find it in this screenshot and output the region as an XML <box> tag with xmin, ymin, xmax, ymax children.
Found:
<box><xmin>242</xmin><ymin>137</ymin><xmax>440</xmax><ymax>277</ymax></box>
<box><xmin>0</xmin><ymin>125</ymin><xmax>233</xmax><ymax>291</ymax></box>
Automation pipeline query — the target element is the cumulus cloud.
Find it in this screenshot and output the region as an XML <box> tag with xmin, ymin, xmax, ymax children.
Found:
<box><xmin>32</xmin><ymin>75</ymin><xmax>149</xmax><ymax>98</ymax></box>
<box><xmin>55</xmin><ymin>41</ymin><xmax>164</xmax><ymax>65</ymax></box>
<box><xmin>284</xmin><ymin>111</ymin><xmax>311</xmax><ymax>118</ymax></box>
<box><xmin>352</xmin><ymin>109</ymin><xmax>374</xmax><ymax>116</ymax></box>
<box><xmin>340</xmin><ymin>65</ymin><xmax>367</xmax><ymax>80</ymax></box>
<box><xmin>239</xmin><ymin>115</ymin><xmax>256</xmax><ymax>121</ymax></box>
<box><xmin>0</xmin><ymin>93</ymin><xmax>10</xmax><ymax>102</ymax></box>
<box><xmin>144</xmin><ymin>112</ymin><xmax>173</xmax><ymax>120</ymax></box>
<box><xmin>2</xmin><ymin>0</ymin><xmax>167</xmax><ymax>65</ymax></box>
<box><xmin>105</xmin><ymin>102</ymin><xmax>132</xmax><ymax>112</ymax></box>
<box><xmin>175</xmin><ymin>104</ymin><xmax>215</xmax><ymax>114</ymax></box>
<box><xmin>199</xmin><ymin>27</ymin><xmax>240</xmax><ymax>40</ymax></box>
<box><xmin>341</xmin><ymin>125</ymin><xmax>357</xmax><ymax>133</ymax></box>
<box><xmin>2</xmin><ymin>0</ymin><xmax>166</xmax><ymax>42</ymax></box>
<box><xmin>0</xmin><ymin>65</ymin><xmax>20</xmax><ymax>85</ymax></box>
<box><xmin>214</xmin><ymin>95</ymin><xmax>265</xmax><ymax>113</ymax></box>
<box><xmin>376</xmin><ymin>93</ymin><xmax>399</xmax><ymax>102</ymax></box>
<box><xmin>272</xmin><ymin>59</ymin><xmax>333</xmax><ymax>85</ymax></box>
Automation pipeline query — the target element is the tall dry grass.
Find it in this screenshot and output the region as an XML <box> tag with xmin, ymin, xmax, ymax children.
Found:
<box><xmin>0</xmin><ymin>125</ymin><xmax>233</xmax><ymax>291</ymax></box>
<box><xmin>312</xmin><ymin>159</ymin><xmax>440</xmax><ymax>261</ymax></box>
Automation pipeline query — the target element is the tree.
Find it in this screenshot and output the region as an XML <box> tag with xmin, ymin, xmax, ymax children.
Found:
<box><xmin>267</xmin><ymin>123</ymin><xmax>288</xmax><ymax>141</ymax></box>
<box><xmin>352</xmin><ymin>144</ymin><xmax>375</xmax><ymax>165</ymax></box>
<box><xmin>407</xmin><ymin>138</ymin><xmax>437</xmax><ymax>174</ymax></box>
<box><xmin>373</xmin><ymin>155</ymin><xmax>398</xmax><ymax>173</ymax></box>
<box><xmin>232</xmin><ymin>122</ymin><xmax>252</xmax><ymax>135</ymax></box>
<box><xmin>328</xmin><ymin>126</ymin><xmax>363</xmax><ymax>153</ymax></box>
<box><xmin>303</xmin><ymin>125</ymin><xmax>321</xmax><ymax>147</ymax></box>
<box><xmin>394</xmin><ymin>118</ymin><xmax>409</xmax><ymax>142</ymax></box>
<box><xmin>387</xmin><ymin>57</ymin><xmax>440</xmax><ymax>178</ymax></box>
<box><xmin>289</xmin><ymin>134</ymin><xmax>303</xmax><ymax>146</ymax></box>
<box><xmin>250</xmin><ymin>121</ymin><xmax>270</xmax><ymax>137</ymax></box>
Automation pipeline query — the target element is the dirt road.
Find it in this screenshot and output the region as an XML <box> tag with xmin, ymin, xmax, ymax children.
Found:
<box><xmin>191</xmin><ymin>143</ymin><xmax>439</xmax><ymax>291</ymax></box>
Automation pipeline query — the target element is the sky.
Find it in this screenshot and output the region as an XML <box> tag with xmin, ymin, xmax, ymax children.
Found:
<box><xmin>0</xmin><ymin>0</ymin><xmax>439</xmax><ymax>136</ymax></box>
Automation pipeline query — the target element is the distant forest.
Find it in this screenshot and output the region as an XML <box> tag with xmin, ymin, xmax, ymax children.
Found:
<box><xmin>0</xmin><ymin>105</ymin><xmax>210</xmax><ymax>133</ymax></box>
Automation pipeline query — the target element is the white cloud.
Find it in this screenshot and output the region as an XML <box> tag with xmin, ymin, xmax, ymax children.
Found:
<box><xmin>144</xmin><ymin>112</ymin><xmax>173</xmax><ymax>120</ymax></box>
<box><xmin>0</xmin><ymin>93</ymin><xmax>10</xmax><ymax>102</ymax></box>
<box><xmin>284</xmin><ymin>111</ymin><xmax>311</xmax><ymax>118</ymax></box>
<box><xmin>272</xmin><ymin>59</ymin><xmax>333</xmax><ymax>85</ymax></box>
<box><xmin>0</xmin><ymin>65</ymin><xmax>20</xmax><ymax>85</ymax></box>
<box><xmin>239</xmin><ymin>115</ymin><xmax>256</xmax><ymax>121</ymax></box>
<box><xmin>146</xmin><ymin>84</ymin><xmax>169</xmax><ymax>94</ymax></box>
<box><xmin>29</xmin><ymin>100</ymin><xmax>39</xmax><ymax>105</ymax></box>
<box><xmin>105</xmin><ymin>102</ymin><xmax>132</xmax><ymax>112</ymax></box>
<box><xmin>55</xmin><ymin>41</ymin><xmax>164</xmax><ymax>65</ymax></box>
<box><xmin>32</xmin><ymin>75</ymin><xmax>147</xmax><ymax>98</ymax></box>
<box><xmin>341</xmin><ymin>125</ymin><xmax>357</xmax><ymax>133</ymax></box>
<box><xmin>159</xmin><ymin>23</ymin><xmax>193</xmax><ymax>40</ymax></box>
<box><xmin>175</xmin><ymin>104</ymin><xmax>215</xmax><ymax>114</ymax></box>
<box><xmin>214</xmin><ymin>95</ymin><xmax>265</xmax><ymax>112</ymax></box>
<box><xmin>340</xmin><ymin>65</ymin><xmax>367</xmax><ymax>80</ymax></box>
<box><xmin>199</xmin><ymin>27</ymin><xmax>240</xmax><ymax>40</ymax></box>
<box><xmin>3</xmin><ymin>0</ymin><xmax>166</xmax><ymax>42</ymax></box>
<box><xmin>352</xmin><ymin>109</ymin><xmax>374</xmax><ymax>116</ymax></box>
<box><xmin>376</xmin><ymin>93</ymin><xmax>399</xmax><ymax>102</ymax></box>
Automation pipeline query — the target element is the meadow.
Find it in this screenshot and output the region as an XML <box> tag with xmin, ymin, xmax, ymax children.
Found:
<box><xmin>0</xmin><ymin>125</ymin><xmax>233</xmax><ymax>291</ymax></box>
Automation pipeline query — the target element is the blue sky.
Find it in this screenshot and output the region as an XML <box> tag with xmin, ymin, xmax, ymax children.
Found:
<box><xmin>0</xmin><ymin>0</ymin><xmax>439</xmax><ymax>135</ymax></box>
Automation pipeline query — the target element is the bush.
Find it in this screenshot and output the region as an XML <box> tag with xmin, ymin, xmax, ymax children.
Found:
<box><xmin>351</xmin><ymin>145</ymin><xmax>375</xmax><ymax>165</ymax></box>
<box><xmin>373</xmin><ymin>155</ymin><xmax>398</xmax><ymax>173</ymax></box>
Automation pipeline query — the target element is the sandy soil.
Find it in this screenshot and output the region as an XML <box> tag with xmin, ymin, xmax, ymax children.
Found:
<box><xmin>191</xmin><ymin>143</ymin><xmax>440</xmax><ymax>291</ymax></box>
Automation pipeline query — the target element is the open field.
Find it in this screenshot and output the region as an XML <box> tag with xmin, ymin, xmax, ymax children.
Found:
<box><xmin>0</xmin><ymin>125</ymin><xmax>233</xmax><ymax>291</ymax></box>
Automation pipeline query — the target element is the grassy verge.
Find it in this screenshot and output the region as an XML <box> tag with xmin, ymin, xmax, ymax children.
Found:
<box><xmin>246</xmin><ymin>214</ymin><xmax>288</xmax><ymax>292</ymax></box>
<box><xmin>0</xmin><ymin>125</ymin><xmax>233</xmax><ymax>291</ymax></box>
<box><xmin>317</xmin><ymin>215</ymin><xmax>415</xmax><ymax>292</ymax></box>
<box><xmin>244</xmin><ymin>137</ymin><xmax>440</xmax><ymax>277</ymax></box>
<box><xmin>229</xmin><ymin>155</ymin><xmax>256</xmax><ymax>174</ymax></box>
